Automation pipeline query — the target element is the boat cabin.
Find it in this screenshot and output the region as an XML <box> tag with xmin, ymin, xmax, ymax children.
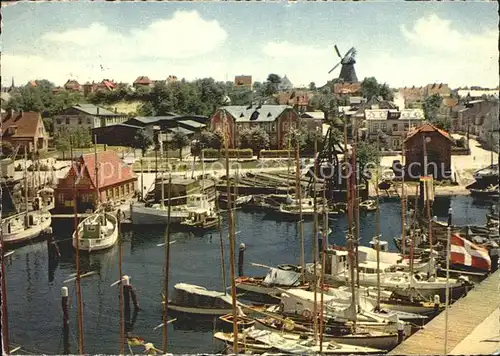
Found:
<box><xmin>81</xmin><ymin>213</ymin><xmax>110</xmax><ymax>240</ymax></box>
<box><xmin>171</xmin><ymin>283</ymin><xmax>232</xmax><ymax>309</ymax></box>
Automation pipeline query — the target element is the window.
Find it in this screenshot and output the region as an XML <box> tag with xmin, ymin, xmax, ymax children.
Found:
<box><xmin>404</xmin><ymin>123</ymin><xmax>409</xmax><ymax>131</ymax></box>
<box><xmin>87</xmin><ymin>118</ymin><xmax>91</xmax><ymax>125</ymax></box>
<box><xmin>380</xmin><ymin>123</ymin><xmax>387</xmax><ymax>132</ymax></box>
<box><xmin>78</xmin><ymin>118</ymin><xmax>82</xmax><ymax>125</ymax></box>
<box><xmin>271</xmin><ymin>123</ymin><xmax>277</xmax><ymax>132</ymax></box>
<box><xmin>56</xmin><ymin>119</ymin><xmax>62</xmax><ymax>125</ymax></box>
<box><xmin>65</xmin><ymin>118</ymin><xmax>70</xmax><ymax>125</ymax></box>
<box><xmin>58</xmin><ymin>193</ymin><xmax>65</xmax><ymax>203</ymax></box>
<box><xmin>372</xmin><ymin>123</ymin><xmax>379</xmax><ymax>132</ymax></box>
<box><xmin>120</xmin><ymin>185</ymin><xmax>124</xmax><ymax>196</ymax></box>
<box><xmin>392</xmin><ymin>124</ymin><xmax>398</xmax><ymax>131</ymax></box>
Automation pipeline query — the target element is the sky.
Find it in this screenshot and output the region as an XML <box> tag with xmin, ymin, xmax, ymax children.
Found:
<box><xmin>2</xmin><ymin>1</ymin><xmax>499</xmax><ymax>89</ymax></box>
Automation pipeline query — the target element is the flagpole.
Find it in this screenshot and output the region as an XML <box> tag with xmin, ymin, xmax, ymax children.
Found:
<box><xmin>444</xmin><ymin>226</ymin><xmax>451</xmax><ymax>356</ymax></box>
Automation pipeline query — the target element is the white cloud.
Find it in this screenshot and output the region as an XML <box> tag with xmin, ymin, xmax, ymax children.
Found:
<box><xmin>41</xmin><ymin>10</ymin><xmax>227</xmax><ymax>60</ymax></box>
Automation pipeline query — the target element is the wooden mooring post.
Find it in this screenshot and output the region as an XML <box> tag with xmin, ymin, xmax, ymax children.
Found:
<box><xmin>61</xmin><ymin>286</ymin><xmax>70</xmax><ymax>354</ymax></box>
<box><xmin>238</xmin><ymin>243</ymin><xmax>245</xmax><ymax>277</ymax></box>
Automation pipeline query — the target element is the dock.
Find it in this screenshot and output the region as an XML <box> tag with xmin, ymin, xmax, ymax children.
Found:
<box><xmin>388</xmin><ymin>269</ymin><xmax>500</xmax><ymax>355</ymax></box>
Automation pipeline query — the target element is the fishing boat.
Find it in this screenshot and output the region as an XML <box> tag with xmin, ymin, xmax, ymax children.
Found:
<box><xmin>254</xmin><ymin>317</ymin><xmax>399</xmax><ymax>351</ymax></box>
<box><xmin>245</xmin><ymin>328</ymin><xmax>385</xmax><ymax>354</ymax></box>
<box><xmin>235</xmin><ymin>267</ymin><xmax>308</xmax><ymax>302</ymax></box>
<box><xmin>359</xmin><ymin>199</ymin><xmax>377</xmax><ymax>212</ymax></box>
<box><xmin>180</xmin><ymin>209</ymin><xmax>219</xmax><ymax>231</ymax></box>
<box><xmin>2</xmin><ymin>210</ymin><xmax>52</xmax><ymax>245</ymax></box>
<box><xmin>213</xmin><ymin>330</ymin><xmax>273</xmax><ymax>353</ymax></box>
<box><xmin>131</xmin><ymin>193</ymin><xmax>215</xmax><ymax>225</ymax></box>
<box><xmin>469</xmin><ymin>184</ymin><xmax>499</xmax><ymax>200</ymax></box>
<box><xmin>72</xmin><ymin>209</ymin><xmax>118</xmax><ymax>252</ymax></box>
<box><xmin>218</xmin><ymin>193</ymin><xmax>253</xmax><ymax>210</ymax></box>
<box><xmin>307</xmin><ymin>247</ymin><xmax>471</xmax><ymax>301</ymax></box>
<box><xmin>167</xmin><ymin>283</ymin><xmax>240</xmax><ymax>317</ymax></box>
<box><xmin>219</xmin><ymin>313</ymin><xmax>256</xmax><ymax>332</ymax></box>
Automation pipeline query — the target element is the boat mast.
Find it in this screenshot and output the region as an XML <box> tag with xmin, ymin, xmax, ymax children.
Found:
<box><xmin>117</xmin><ymin>211</ymin><xmax>124</xmax><ymax>354</ymax></box>
<box><xmin>287</xmin><ymin>135</ymin><xmax>291</xmax><ymax>196</ymax></box>
<box><xmin>162</xmin><ymin>172</ymin><xmax>172</xmax><ymax>353</ymax></box>
<box><xmin>344</xmin><ymin>123</ymin><xmax>356</xmax><ymax>331</ymax></box>
<box><xmin>24</xmin><ymin>146</ymin><xmax>28</xmax><ymax>227</ymax></box>
<box><xmin>223</xmin><ymin>110</ymin><xmax>239</xmax><ymax>351</ymax></box>
<box><xmin>312</xmin><ymin>137</ymin><xmax>318</xmax><ymax>343</ymax></box>
<box><xmin>294</xmin><ymin>135</ymin><xmax>305</xmax><ymax>283</ymax></box>
<box><xmin>375</xmin><ymin>139</ymin><xmax>381</xmax><ymax>311</ymax></box>
<box><xmin>72</xmin><ymin>136</ymin><xmax>85</xmax><ymax>354</ymax></box>
<box><xmin>352</xmin><ymin>137</ymin><xmax>360</xmax><ymax>289</ymax></box>
<box><xmin>319</xmin><ymin>176</ymin><xmax>327</xmax><ymax>352</ymax></box>
<box><xmin>422</xmin><ymin>135</ymin><xmax>433</xmax><ymax>254</ymax></box>
<box><xmin>160</xmin><ymin>148</ymin><xmax>165</xmax><ymax>209</ymax></box>
<box><xmin>94</xmin><ymin>135</ymin><xmax>100</xmax><ymax>212</ymax></box>
<box><xmin>0</xmin><ymin>234</ymin><xmax>10</xmax><ymax>354</ymax></box>
<box><xmin>401</xmin><ymin>130</ymin><xmax>406</xmax><ymax>256</ymax></box>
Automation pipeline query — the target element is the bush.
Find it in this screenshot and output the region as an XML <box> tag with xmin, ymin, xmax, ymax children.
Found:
<box><xmin>202</xmin><ymin>148</ymin><xmax>253</xmax><ymax>159</ymax></box>
<box><xmin>260</xmin><ymin>150</ymin><xmax>294</xmax><ymax>158</ymax></box>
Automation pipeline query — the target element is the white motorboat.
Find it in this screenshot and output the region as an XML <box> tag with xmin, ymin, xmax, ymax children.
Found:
<box><xmin>131</xmin><ymin>194</ymin><xmax>214</xmax><ymax>225</ymax></box>
<box><xmin>166</xmin><ymin>283</ymin><xmax>240</xmax><ymax>317</ymax></box>
<box><xmin>2</xmin><ymin>210</ymin><xmax>52</xmax><ymax>245</ymax></box>
<box><xmin>72</xmin><ymin>210</ymin><xmax>118</xmax><ymax>252</ymax></box>
<box><xmin>359</xmin><ymin>199</ymin><xmax>377</xmax><ymax>212</ymax></box>
<box><xmin>245</xmin><ymin>328</ymin><xmax>385</xmax><ymax>354</ymax></box>
<box><xmin>307</xmin><ymin>247</ymin><xmax>469</xmax><ymax>301</ymax></box>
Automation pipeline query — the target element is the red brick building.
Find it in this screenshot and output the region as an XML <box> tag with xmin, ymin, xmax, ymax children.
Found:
<box><xmin>404</xmin><ymin>123</ymin><xmax>453</xmax><ymax>181</ymax></box>
<box><xmin>54</xmin><ymin>151</ymin><xmax>137</xmax><ymax>212</ymax></box>
<box><xmin>210</xmin><ymin>105</ymin><xmax>299</xmax><ymax>149</ymax></box>
<box><xmin>0</xmin><ymin>110</ymin><xmax>49</xmax><ymax>153</ymax></box>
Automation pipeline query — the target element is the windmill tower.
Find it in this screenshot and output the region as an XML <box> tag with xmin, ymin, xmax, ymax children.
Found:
<box><xmin>328</xmin><ymin>45</ymin><xmax>358</xmax><ymax>83</ymax></box>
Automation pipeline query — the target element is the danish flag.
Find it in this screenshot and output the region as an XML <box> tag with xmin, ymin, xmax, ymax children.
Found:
<box><xmin>450</xmin><ymin>234</ymin><xmax>491</xmax><ymax>271</ymax></box>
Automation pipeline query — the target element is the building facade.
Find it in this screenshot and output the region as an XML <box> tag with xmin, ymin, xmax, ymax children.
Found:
<box><xmin>54</xmin><ymin>104</ymin><xmax>127</xmax><ymax>133</ymax></box>
<box><xmin>404</xmin><ymin>123</ymin><xmax>452</xmax><ymax>181</ymax></box>
<box><xmin>209</xmin><ymin>105</ymin><xmax>299</xmax><ymax>149</ymax></box>
<box><xmin>365</xmin><ymin>108</ymin><xmax>425</xmax><ymax>150</ymax></box>
<box><xmin>0</xmin><ymin>110</ymin><xmax>49</xmax><ymax>153</ymax></box>
<box><xmin>234</xmin><ymin>75</ymin><xmax>252</xmax><ymax>90</ymax></box>
<box><xmin>54</xmin><ymin>150</ymin><xmax>137</xmax><ymax>212</ymax></box>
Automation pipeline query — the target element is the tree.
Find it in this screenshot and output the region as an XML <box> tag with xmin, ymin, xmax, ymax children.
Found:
<box><xmin>309</xmin><ymin>82</ymin><xmax>317</xmax><ymax>91</ymax></box>
<box><xmin>264</xmin><ymin>73</ymin><xmax>282</xmax><ymax>96</ymax></box>
<box><xmin>54</xmin><ymin>131</ymin><xmax>71</xmax><ymax>159</ymax></box>
<box><xmin>356</xmin><ymin>141</ymin><xmax>380</xmax><ymax>175</ymax></box>
<box><xmin>360</xmin><ymin>77</ymin><xmax>394</xmax><ymax>101</ymax></box>
<box><xmin>284</xmin><ymin>127</ymin><xmax>307</xmax><ymax>150</ymax></box>
<box><xmin>304</xmin><ymin>127</ymin><xmax>324</xmax><ymax>153</ymax></box>
<box><xmin>360</xmin><ymin>77</ymin><xmax>380</xmax><ymax>100</ymax></box>
<box><xmin>1</xmin><ymin>141</ymin><xmax>14</xmax><ymax>158</ymax></box>
<box><xmin>423</xmin><ymin>94</ymin><xmax>443</xmax><ymax>122</ymax></box>
<box><xmin>132</xmin><ymin>129</ymin><xmax>153</xmax><ymax>156</ymax></box>
<box><xmin>239</xmin><ymin>126</ymin><xmax>270</xmax><ymax>157</ymax></box>
<box><xmin>433</xmin><ymin>118</ymin><xmax>451</xmax><ymax>131</ymax></box>
<box><xmin>171</xmin><ymin>131</ymin><xmax>190</xmax><ymax>161</ymax></box>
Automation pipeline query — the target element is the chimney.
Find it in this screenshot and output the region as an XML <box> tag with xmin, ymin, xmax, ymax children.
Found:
<box><xmin>97</xmin><ymin>107</ymin><xmax>100</xmax><ymax>116</ymax></box>
<box><xmin>114</xmin><ymin>107</ymin><xmax>118</xmax><ymax>114</ymax></box>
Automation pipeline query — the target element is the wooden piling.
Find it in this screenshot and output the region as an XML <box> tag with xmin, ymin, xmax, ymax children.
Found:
<box><xmin>123</xmin><ymin>275</ymin><xmax>131</xmax><ymax>321</ymax></box>
<box><xmin>238</xmin><ymin>243</ymin><xmax>245</xmax><ymax>277</ymax></box>
<box><xmin>61</xmin><ymin>286</ymin><xmax>70</xmax><ymax>354</ymax></box>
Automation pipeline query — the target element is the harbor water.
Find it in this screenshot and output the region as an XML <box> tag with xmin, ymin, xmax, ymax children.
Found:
<box><xmin>4</xmin><ymin>196</ymin><xmax>492</xmax><ymax>354</ymax></box>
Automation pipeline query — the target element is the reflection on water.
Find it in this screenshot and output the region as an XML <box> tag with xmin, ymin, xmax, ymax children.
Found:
<box><xmin>4</xmin><ymin>197</ymin><xmax>494</xmax><ymax>354</ymax></box>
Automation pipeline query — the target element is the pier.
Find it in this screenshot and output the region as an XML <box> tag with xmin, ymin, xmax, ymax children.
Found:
<box><xmin>388</xmin><ymin>269</ymin><xmax>500</xmax><ymax>355</ymax></box>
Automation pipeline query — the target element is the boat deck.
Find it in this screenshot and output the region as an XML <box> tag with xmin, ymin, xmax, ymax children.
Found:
<box><xmin>388</xmin><ymin>268</ymin><xmax>500</xmax><ymax>355</ymax></box>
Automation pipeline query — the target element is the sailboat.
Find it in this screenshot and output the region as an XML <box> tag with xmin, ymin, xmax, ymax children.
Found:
<box><xmin>2</xmin><ymin>147</ymin><xmax>52</xmax><ymax>246</ymax></box>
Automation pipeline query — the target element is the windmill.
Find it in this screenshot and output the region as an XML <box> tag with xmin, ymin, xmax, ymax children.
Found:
<box><xmin>328</xmin><ymin>45</ymin><xmax>358</xmax><ymax>83</ymax></box>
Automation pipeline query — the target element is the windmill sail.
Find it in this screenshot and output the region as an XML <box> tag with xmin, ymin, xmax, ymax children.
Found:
<box><xmin>328</xmin><ymin>45</ymin><xmax>359</xmax><ymax>83</ymax></box>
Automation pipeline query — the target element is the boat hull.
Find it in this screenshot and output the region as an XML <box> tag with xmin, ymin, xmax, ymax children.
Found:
<box><xmin>168</xmin><ymin>303</ymin><xmax>234</xmax><ymax>317</ymax></box>
<box><xmin>130</xmin><ymin>205</ymin><xmax>184</xmax><ymax>225</ymax></box>
<box><xmin>3</xmin><ymin>212</ymin><xmax>52</xmax><ymax>245</ymax></box>
<box><xmin>72</xmin><ymin>212</ymin><xmax>119</xmax><ymax>252</ymax></box>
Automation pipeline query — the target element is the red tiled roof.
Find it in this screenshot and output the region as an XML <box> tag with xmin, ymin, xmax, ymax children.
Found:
<box><xmin>102</xmin><ymin>80</ymin><xmax>117</xmax><ymax>89</ymax></box>
<box><xmin>67</xmin><ymin>151</ymin><xmax>136</xmax><ymax>189</ymax></box>
<box><xmin>404</xmin><ymin>122</ymin><xmax>453</xmax><ymax>142</ymax></box>
<box><xmin>134</xmin><ymin>76</ymin><xmax>152</xmax><ymax>85</ymax></box>
<box><xmin>0</xmin><ymin>111</ymin><xmax>42</xmax><ymax>138</ymax></box>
